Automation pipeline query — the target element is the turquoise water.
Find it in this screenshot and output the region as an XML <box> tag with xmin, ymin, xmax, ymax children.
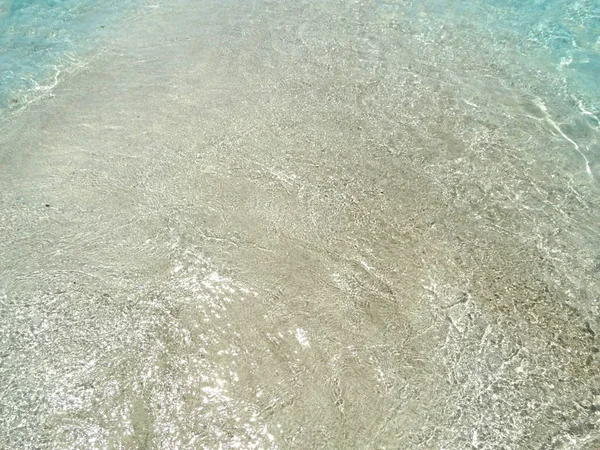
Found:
<box><xmin>484</xmin><ymin>0</ymin><xmax>599</xmax><ymax>115</ymax></box>
<box><xmin>406</xmin><ymin>0</ymin><xmax>600</xmax><ymax>123</ymax></box>
<box><xmin>1</xmin><ymin>0</ymin><xmax>599</xmax><ymax>122</ymax></box>
<box><xmin>388</xmin><ymin>0</ymin><xmax>600</xmax><ymax>178</ymax></box>
<box><xmin>0</xmin><ymin>0</ymin><xmax>142</xmax><ymax>110</ymax></box>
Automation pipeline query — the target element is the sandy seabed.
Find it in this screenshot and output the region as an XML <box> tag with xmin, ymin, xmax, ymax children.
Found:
<box><xmin>1</xmin><ymin>0</ymin><xmax>599</xmax><ymax>448</ymax></box>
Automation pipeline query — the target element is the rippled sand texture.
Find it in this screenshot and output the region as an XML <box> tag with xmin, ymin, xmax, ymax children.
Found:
<box><xmin>1</xmin><ymin>0</ymin><xmax>599</xmax><ymax>448</ymax></box>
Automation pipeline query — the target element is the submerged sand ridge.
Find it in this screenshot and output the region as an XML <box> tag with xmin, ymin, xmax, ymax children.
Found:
<box><xmin>0</xmin><ymin>0</ymin><xmax>599</xmax><ymax>448</ymax></box>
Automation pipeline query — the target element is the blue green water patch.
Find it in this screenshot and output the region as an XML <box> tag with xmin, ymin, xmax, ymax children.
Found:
<box><xmin>0</xmin><ymin>0</ymin><xmax>144</xmax><ymax>110</ymax></box>
<box><xmin>382</xmin><ymin>0</ymin><xmax>600</xmax><ymax>127</ymax></box>
<box><xmin>480</xmin><ymin>0</ymin><xmax>600</xmax><ymax>98</ymax></box>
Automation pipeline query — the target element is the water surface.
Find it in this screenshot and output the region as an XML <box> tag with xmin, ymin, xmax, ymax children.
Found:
<box><xmin>0</xmin><ymin>0</ymin><xmax>599</xmax><ymax>448</ymax></box>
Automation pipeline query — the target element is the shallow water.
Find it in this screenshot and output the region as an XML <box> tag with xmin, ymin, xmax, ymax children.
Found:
<box><xmin>0</xmin><ymin>0</ymin><xmax>599</xmax><ymax>448</ymax></box>
<box><xmin>0</xmin><ymin>0</ymin><xmax>145</xmax><ymax>109</ymax></box>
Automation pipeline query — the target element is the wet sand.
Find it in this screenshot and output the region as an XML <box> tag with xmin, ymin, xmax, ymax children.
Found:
<box><xmin>1</xmin><ymin>0</ymin><xmax>599</xmax><ymax>448</ymax></box>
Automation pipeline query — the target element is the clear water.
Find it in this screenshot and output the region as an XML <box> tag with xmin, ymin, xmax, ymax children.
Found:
<box><xmin>1</xmin><ymin>0</ymin><xmax>599</xmax><ymax>448</ymax></box>
<box><xmin>416</xmin><ymin>0</ymin><xmax>600</xmax><ymax>125</ymax></box>
<box><xmin>1</xmin><ymin>1</ymin><xmax>598</xmax><ymax>121</ymax></box>
<box><xmin>0</xmin><ymin>0</ymin><xmax>142</xmax><ymax>109</ymax></box>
